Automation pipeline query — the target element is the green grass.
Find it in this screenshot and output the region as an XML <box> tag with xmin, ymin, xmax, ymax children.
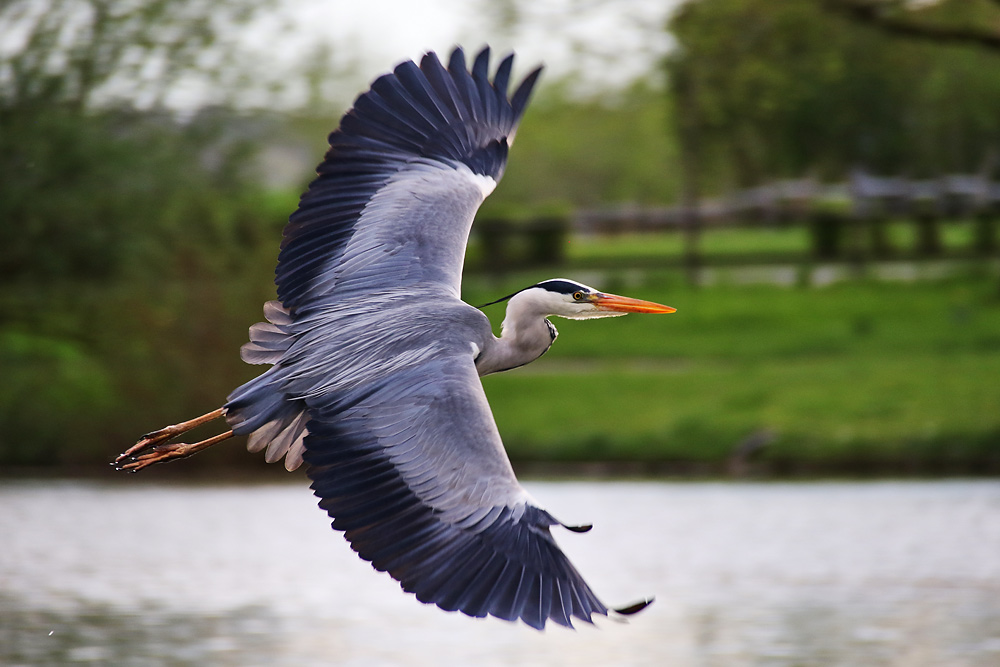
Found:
<box><xmin>5</xmin><ymin>227</ymin><xmax>998</xmax><ymax>475</ymax></box>
<box><xmin>565</xmin><ymin>228</ymin><xmax>812</xmax><ymax>262</ymax></box>
<box><xmin>467</xmin><ymin>273</ymin><xmax>1000</xmax><ymax>473</ymax></box>
<box><xmin>555</xmin><ymin>219</ymin><xmax>987</xmax><ymax>268</ymax></box>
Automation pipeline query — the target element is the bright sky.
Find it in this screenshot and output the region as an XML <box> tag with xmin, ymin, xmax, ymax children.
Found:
<box><xmin>167</xmin><ymin>0</ymin><xmax>684</xmax><ymax>110</ymax></box>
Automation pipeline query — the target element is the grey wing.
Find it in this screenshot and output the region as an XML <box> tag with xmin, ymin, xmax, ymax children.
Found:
<box><xmin>227</xmin><ymin>47</ymin><xmax>541</xmax><ymax>467</ymax></box>
<box><xmin>303</xmin><ymin>353</ymin><xmax>615</xmax><ymax>629</ymax></box>
<box><xmin>276</xmin><ymin>46</ymin><xmax>542</xmax><ymax>312</ymax></box>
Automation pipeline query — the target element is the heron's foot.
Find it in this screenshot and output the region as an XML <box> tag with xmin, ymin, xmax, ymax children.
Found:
<box><xmin>113</xmin><ymin>408</ymin><xmax>228</xmax><ymax>472</ymax></box>
<box><xmin>114</xmin><ymin>425</ymin><xmax>184</xmax><ymax>465</ymax></box>
<box><xmin>114</xmin><ymin>429</ymin><xmax>235</xmax><ymax>472</ymax></box>
<box><xmin>115</xmin><ymin>441</ymin><xmax>200</xmax><ymax>472</ymax></box>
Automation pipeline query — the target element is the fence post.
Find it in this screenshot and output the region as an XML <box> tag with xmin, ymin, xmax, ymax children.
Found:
<box><xmin>914</xmin><ymin>205</ymin><xmax>943</xmax><ymax>256</ymax></box>
<box><xmin>674</xmin><ymin>59</ymin><xmax>704</xmax><ymax>287</ymax></box>
<box><xmin>908</xmin><ymin>181</ymin><xmax>942</xmax><ymax>257</ymax></box>
<box><xmin>811</xmin><ymin>208</ymin><xmax>844</xmax><ymax>261</ymax></box>
<box><xmin>868</xmin><ymin>215</ymin><xmax>893</xmax><ymax>258</ymax></box>
<box><xmin>974</xmin><ymin>208</ymin><xmax>996</xmax><ymax>255</ymax></box>
<box><xmin>526</xmin><ymin>215</ymin><xmax>569</xmax><ymax>267</ymax></box>
<box><xmin>681</xmin><ymin>206</ymin><xmax>702</xmax><ymax>286</ymax></box>
<box><xmin>848</xmin><ymin>170</ymin><xmax>873</xmax><ymax>276</ymax></box>
<box><xmin>477</xmin><ymin>217</ymin><xmax>512</xmax><ymax>275</ymax></box>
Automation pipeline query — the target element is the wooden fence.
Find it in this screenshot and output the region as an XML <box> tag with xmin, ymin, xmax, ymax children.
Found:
<box><xmin>471</xmin><ymin>172</ymin><xmax>1000</xmax><ymax>274</ymax></box>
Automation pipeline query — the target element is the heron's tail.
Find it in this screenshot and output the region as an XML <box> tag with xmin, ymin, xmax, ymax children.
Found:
<box><xmin>225</xmin><ymin>367</ymin><xmax>309</xmax><ymax>471</ymax></box>
<box><xmin>226</xmin><ymin>300</ymin><xmax>309</xmax><ymax>470</ymax></box>
<box><xmin>240</xmin><ymin>300</ymin><xmax>295</xmax><ymax>364</ymax></box>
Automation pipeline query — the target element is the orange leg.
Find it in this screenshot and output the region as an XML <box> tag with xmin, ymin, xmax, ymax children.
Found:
<box><xmin>114</xmin><ymin>407</ymin><xmax>231</xmax><ymax>472</ymax></box>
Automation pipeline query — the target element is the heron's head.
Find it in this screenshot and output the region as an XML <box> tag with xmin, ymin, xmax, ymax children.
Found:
<box><xmin>484</xmin><ymin>279</ymin><xmax>676</xmax><ymax>320</ymax></box>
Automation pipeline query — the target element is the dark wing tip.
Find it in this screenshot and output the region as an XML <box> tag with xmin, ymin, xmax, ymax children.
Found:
<box><xmin>493</xmin><ymin>52</ymin><xmax>515</xmax><ymax>96</ymax></box>
<box><xmin>564</xmin><ymin>523</ymin><xmax>593</xmax><ymax>533</ymax></box>
<box><xmin>510</xmin><ymin>64</ymin><xmax>543</xmax><ymax>122</ymax></box>
<box><xmin>472</xmin><ymin>45</ymin><xmax>491</xmax><ymax>80</ymax></box>
<box><xmin>447</xmin><ymin>45</ymin><xmax>467</xmax><ymax>75</ymax></box>
<box><xmin>614</xmin><ymin>597</ymin><xmax>655</xmax><ymax>616</ymax></box>
<box><xmin>276</xmin><ymin>43</ymin><xmax>544</xmax><ymax>309</ymax></box>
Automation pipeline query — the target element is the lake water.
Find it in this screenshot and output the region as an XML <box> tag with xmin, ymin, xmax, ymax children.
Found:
<box><xmin>2</xmin><ymin>479</ymin><xmax>998</xmax><ymax>666</ymax></box>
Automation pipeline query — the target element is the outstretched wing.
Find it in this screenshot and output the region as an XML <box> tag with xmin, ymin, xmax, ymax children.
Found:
<box><xmin>303</xmin><ymin>351</ymin><xmax>628</xmax><ymax>629</ymax></box>
<box><xmin>276</xmin><ymin>46</ymin><xmax>541</xmax><ymax>313</ymax></box>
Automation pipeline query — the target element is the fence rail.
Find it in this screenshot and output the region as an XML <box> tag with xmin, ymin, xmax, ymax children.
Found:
<box><xmin>575</xmin><ymin>173</ymin><xmax>1000</xmax><ymax>231</ymax></box>
<box><xmin>471</xmin><ymin>172</ymin><xmax>1000</xmax><ymax>275</ymax></box>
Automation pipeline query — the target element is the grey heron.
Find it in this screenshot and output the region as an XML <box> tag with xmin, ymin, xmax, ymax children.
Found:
<box><xmin>115</xmin><ymin>46</ymin><xmax>675</xmax><ymax>629</ymax></box>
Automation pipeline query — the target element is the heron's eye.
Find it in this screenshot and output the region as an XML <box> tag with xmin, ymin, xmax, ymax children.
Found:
<box><xmin>573</xmin><ymin>292</ymin><xmax>583</xmax><ymax>301</ymax></box>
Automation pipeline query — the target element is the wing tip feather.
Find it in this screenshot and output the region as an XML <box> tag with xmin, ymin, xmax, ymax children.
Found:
<box><xmin>613</xmin><ymin>596</ymin><xmax>655</xmax><ymax>617</ymax></box>
<box><xmin>563</xmin><ymin>522</ymin><xmax>593</xmax><ymax>533</ymax></box>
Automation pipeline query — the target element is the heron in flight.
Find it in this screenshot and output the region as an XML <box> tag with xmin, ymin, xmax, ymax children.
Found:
<box><xmin>116</xmin><ymin>46</ymin><xmax>675</xmax><ymax>629</ymax></box>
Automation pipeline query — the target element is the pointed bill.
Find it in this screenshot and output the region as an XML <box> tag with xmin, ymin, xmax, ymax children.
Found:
<box><xmin>591</xmin><ymin>293</ymin><xmax>676</xmax><ymax>314</ymax></box>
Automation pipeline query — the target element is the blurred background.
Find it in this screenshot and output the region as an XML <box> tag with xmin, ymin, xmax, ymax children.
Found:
<box><xmin>2</xmin><ymin>0</ymin><xmax>998</xmax><ymax>475</ymax></box>
<box><xmin>3</xmin><ymin>1</ymin><xmax>1000</xmax><ymax>664</ymax></box>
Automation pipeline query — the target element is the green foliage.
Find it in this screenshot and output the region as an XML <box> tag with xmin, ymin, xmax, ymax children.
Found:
<box><xmin>481</xmin><ymin>83</ymin><xmax>682</xmax><ymax>210</ymax></box>
<box><xmin>0</xmin><ymin>108</ymin><xmax>283</xmax><ymax>466</ymax></box>
<box><xmin>668</xmin><ymin>0</ymin><xmax>1000</xmax><ymax>189</ymax></box>
<box><xmin>0</xmin><ymin>109</ymin><xmax>266</xmax><ymax>282</ymax></box>
<box><xmin>0</xmin><ymin>0</ymin><xmax>285</xmax><ymax>467</ymax></box>
<box><xmin>0</xmin><ymin>330</ymin><xmax>114</xmax><ymax>465</ymax></box>
<box><xmin>828</xmin><ymin>0</ymin><xmax>1000</xmax><ymax>52</ymax></box>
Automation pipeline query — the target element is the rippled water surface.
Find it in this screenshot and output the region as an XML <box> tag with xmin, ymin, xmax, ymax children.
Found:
<box><xmin>2</xmin><ymin>479</ymin><xmax>999</xmax><ymax>666</ymax></box>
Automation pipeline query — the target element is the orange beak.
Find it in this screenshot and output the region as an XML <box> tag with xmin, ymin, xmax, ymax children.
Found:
<box><xmin>591</xmin><ymin>292</ymin><xmax>676</xmax><ymax>314</ymax></box>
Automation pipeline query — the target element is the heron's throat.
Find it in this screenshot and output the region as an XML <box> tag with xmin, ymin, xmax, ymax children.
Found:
<box><xmin>476</xmin><ymin>314</ymin><xmax>557</xmax><ymax>376</ymax></box>
<box><xmin>512</xmin><ymin>307</ymin><xmax>558</xmax><ymax>352</ymax></box>
<box><xmin>543</xmin><ymin>318</ymin><xmax>558</xmax><ymax>343</ymax></box>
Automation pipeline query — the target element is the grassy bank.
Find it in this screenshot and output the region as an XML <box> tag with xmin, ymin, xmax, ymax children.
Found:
<box><xmin>468</xmin><ymin>271</ymin><xmax>1000</xmax><ymax>474</ymax></box>
<box><xmin>3</xmin><ymin>262</ymin><xmax>998</xmax><ymax>475</ymax></box>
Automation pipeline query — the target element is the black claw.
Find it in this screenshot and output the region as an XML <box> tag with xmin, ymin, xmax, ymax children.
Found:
<box><xmin>614</xmin><ymin>597</ymin><xmax>654</xmax><ymax>616</ymax></box>
<box><xmin>564</xmin><ymin>523</ymin><xmax>593</xmax><ymax>533</ymax></box>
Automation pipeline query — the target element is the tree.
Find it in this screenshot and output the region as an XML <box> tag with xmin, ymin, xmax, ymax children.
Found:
<box><xmin>667</xmin><ymin>0</ymin><xmax>1000</xmax><ymax>191</ymax></box>
<box><xmin>0</xmin><ymin>0</ymin><xmax>268</xmax><ymax>112</ymax></box>
<box><xmin>0</xmin><ymin>0</ymin><xmax>282</xmax><ymax>465</ymax></box>
<box><xmin>668</xmin><ymin>0</ymin><xmax>901</xmax><ymax>187</ymax></box>
<box><xmin>825</xmin><ymin>0</ymin><xmax>1000</xmax><ymax>52</ymax></box>
<box><xmin>0</xmin><ymin>0</ymin><xmax>278</xmax><ymax>282</ymax></box>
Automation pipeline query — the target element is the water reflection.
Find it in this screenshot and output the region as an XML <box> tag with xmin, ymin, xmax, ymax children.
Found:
<box><xmin>2</xmin><ymin>480</ymin><xmax>998</xmax><ymax>666</ymax></box>
<box><xmin>0</xmin><ymin>598</ymin><xmax>278</xmax><ymax>665</ymax></box>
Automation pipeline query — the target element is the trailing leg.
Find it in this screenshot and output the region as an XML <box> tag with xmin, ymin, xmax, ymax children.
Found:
<box><xmin>116</xmin><ymin>429</ymin><xmax>234</xmax><ymax>472</ymax></box>
<box><xmin>114</xmin><ymin>407</ymin><xmax>228</xmax><ymax>471</ymax></box>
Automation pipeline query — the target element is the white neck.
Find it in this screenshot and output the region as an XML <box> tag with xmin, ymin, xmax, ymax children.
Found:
<box><xmin>474</xmin><ymin>291</ymin><xmax>558</xmax><ymax>376</ymax></box>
